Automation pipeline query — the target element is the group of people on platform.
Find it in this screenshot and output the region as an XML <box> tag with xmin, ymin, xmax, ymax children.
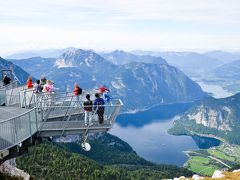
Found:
<box><xmin>26</xmin><ymin>76</ymin><xmax>54</xmax><ymax>93</ymax></box>
<box><xmin>73</xmin><ymin>83</ymin><xmax>111</xmax><ymax>126</ymax></box>
<box><xmin>2</xmin><ymin>74</ymin><xmax>112</xmax><ymax>126</ymax></box>
<box><xmin>26</xmin><ymin>75</ymin><xmax>111</xmax><ymax>126</ymax></box>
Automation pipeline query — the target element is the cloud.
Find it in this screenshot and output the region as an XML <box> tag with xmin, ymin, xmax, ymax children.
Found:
<box><xmin>0</xmin><ymin>0</ymin><xmax>240</xmax><ymax>54</ymax></box>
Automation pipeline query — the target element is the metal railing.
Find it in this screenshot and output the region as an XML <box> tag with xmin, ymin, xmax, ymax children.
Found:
<box><xmin>0</xmin><ymin>84</ymin><xmax>123</xmax><ymax>152</ymax></box>
<box><xmin>37</xmin><ymin>99</ymin><xmax>123</xmax><ymax>133</ymax></box>
<box><xmin>0</xmin><ymin>81</ymin><xmax>19</xmax><ymax>105</ymax></box>
<box><xmin>0</xmin><ymin>108</ymin><xmax>39</xmax><ymax>152</ymax></box>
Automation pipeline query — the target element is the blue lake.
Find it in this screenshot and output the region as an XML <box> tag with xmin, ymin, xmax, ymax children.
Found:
<box><xmin>110</xmin><ymin>102</ymin><xmax>220</xmax><ymax>166</ymax></box>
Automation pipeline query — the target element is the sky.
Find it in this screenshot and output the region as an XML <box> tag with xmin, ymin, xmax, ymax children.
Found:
<box><xmin>0</xmin><ymin>0</ymin><xmax>240</xmax><ymax>56</ymax></box>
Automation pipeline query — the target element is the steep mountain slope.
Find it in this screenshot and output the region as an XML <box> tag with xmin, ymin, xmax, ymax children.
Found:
<box><xmin>169</xmin><ymin>93</ymin><xmax>240</xmax><ymax>144</ymax></box>
<box><xmin>59</xmin><ymin>133</ymin><xmax>153</xmax><ymax>166</ymax></box>
<box><xmin>101</xmin><ymin>50</ymin><xmax>167</xmax><ymax>65</ymax></box>
<box><xmin>16</xmin><ymin>134</ymin><xmax>193</xmax><ymax>179</ymax></box>
<box><xmin>111</xmin><ymin>62</ymin><xmax>205</xmax><ymax>109</ymax></box>
<box><xmin>12</xmin><ymin>49</ymin><xmax>206</xmax><ymax>110</ymax></box>
<box><xmin>0</xmin><ymin>57</ymin><xmax>30</xmax><ymax>84</ymax></box>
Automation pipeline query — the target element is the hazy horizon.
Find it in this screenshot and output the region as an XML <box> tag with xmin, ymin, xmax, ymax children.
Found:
<box><xmin>2</xmin><ymin>47</ymin><xmax>240</xmax><ymax>59</ymax></box>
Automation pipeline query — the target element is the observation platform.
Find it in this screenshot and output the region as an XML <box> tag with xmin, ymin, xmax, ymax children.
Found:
<box><xmin>0</xmin><ymin>107</ymin><xmax>28</xmax><ymax>121</ymax></box>
<box><xmin>0</xmin><ymin>81</ymin><xmax>122</xmax><ymax>163</ymax></box>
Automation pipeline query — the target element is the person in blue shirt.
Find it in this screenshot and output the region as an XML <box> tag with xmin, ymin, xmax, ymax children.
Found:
<box><xmin>93</xmin><ymin>93</ymin><xmax>105</xmax><ymax>124</ymax></box>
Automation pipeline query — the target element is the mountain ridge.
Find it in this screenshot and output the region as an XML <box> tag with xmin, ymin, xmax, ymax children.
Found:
<box><xmin>10</xmin><ymin>49</ymin><xmax>206</xmax><ymax>110</ymax></box>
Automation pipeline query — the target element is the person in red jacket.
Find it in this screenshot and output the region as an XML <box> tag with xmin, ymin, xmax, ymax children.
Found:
<box><xmin>73</xmin><ymin>83</ymin><xmax>82</xmax><ymax>104</ymax></box>
<box><xmin>98</xmin><ymin>86</ymin><xmax>109</xmax><ymax>93</ymax></box>
<box><xmin>27</xmin><ymin>76</ymin><xmax>33</xmax><ymax>89</ymax></box>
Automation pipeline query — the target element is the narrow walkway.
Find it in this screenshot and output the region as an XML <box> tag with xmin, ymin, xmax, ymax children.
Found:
<box><xmin>0</xmin><ymin>107</ymin><xmax>29</xmax><ymax>121</ymax></box>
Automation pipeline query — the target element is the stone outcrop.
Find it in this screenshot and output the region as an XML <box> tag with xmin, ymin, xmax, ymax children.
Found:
<box><xmin>0</xmin><ymin>159</ymin><xmax>30</xmax><ymax>180</ymax></box>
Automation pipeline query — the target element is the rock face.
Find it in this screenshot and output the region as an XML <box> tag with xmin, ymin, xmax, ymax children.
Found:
<box><xmin>169</xmin><ymin>93</ymin><xmax>240</xmax><ymax>144</ymax></box>
<box><xmin>10</xmin><ymin>49</ymin><xmax>206</xmax><ymax>110</ymax></box>
<box><xmin>0</xmin><ymin>160</ymin><xmax>30</xmax><ymax>180</ymax></box>
<box><xmin>187</xmin><ymin>105</ymin><xmax>232</xmax><ymax>131</ymax></box>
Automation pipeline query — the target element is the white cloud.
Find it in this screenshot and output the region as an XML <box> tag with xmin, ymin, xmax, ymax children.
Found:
<box><xmin>0</xmin><ymin>0</ymin><xmax>240</xmax><ymax>55</ymax></box>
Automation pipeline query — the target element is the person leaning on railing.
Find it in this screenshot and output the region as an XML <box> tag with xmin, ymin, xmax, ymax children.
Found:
<box><xmin>93</xmin><ymin>93</ymin><xmax>105</xmax><ymax>125</ymax></box>
<box><xmin>43</xmin><ymin>80</ymin><xmax>54</xmax><ymax>93</ymax></box>
<box><xmin>27</xmin><ymin>76</ymin><xmax>33</xmax><ymax>89</ymax></box>
<box><xmin>2</xmin><ymin>75</ymin><xmax>11</xmax><ymax>86</ymax></box>
<box><xmin>34</xmin><ymin>80</ymin><xmax>42</xmax><ymax>93</ymax></box>
<box><xmin>73</xmin><ymin>83</ymin><xmax>82</xmax><ymax>105</ymax></box>
<box><xmin>83</xmin><ymin>94</ymin><xmax>93</xmax><ymax>126</ymax></box>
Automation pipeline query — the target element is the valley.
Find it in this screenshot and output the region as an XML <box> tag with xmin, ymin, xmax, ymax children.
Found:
<box><xmin>1</xmin><ymin>48</ymin><xmax>240</xmax><ymax>178</ymax></box>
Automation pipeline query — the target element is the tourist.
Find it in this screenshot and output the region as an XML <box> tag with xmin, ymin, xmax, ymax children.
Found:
<box><xmin>40</xmin><ymin>75</ymin><xmax>47</xmax><ymax>91</ymax></box>
<box><xmin>83</xmin><ymin>94</ymin><xmax>93</xmax><ymax>126</ymax></box>
<box><xmin>103</xmin><ymin>91</ymin><xmax>112</xmax><ymax>103</ymax></box>
<box><xmin>93</xmin><ymin>93</ymin><xmax>105</xmax><ymax>125</ymax></box>
<box><xmin>27</xmin><ymin>76</ymin><xmax>33</xmax><ymax>89</ymax></box>
<box><xmin>43</xmin><ymin>80</ymin><xmax>54</xmax><ymax>93</ymax></box>
<box><xmin>73</xmin><ymin>83</ymin><xmax>82</xmax><ymax>100</ymax></box>
<box><xmin>2</xmin><ymin>75</ymin><xmax>11</xmax><ymax>86</ymax></box>
<box><xmin>34</xmin><ymin>80</ymin><xmax>42</xmax><ymax>93</ymax></box>
<box><xmin>98</xmin><ymin>85</ymin><xmax>109</xmax><ymax>94</ymax></box>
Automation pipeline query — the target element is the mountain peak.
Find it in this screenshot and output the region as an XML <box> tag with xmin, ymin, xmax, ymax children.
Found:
<box><xmin>55</xmin><ymin>49</ymin><xmax>112</xmax><ymax>69</ymax></box>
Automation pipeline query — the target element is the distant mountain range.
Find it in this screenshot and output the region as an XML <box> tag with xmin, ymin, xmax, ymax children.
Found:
<box><xmin>7</xmin><ymin>48</ymin><xmax>240</xmax><ymax>80</ymax></box>
<box><xmin>201</xmin><ymin>60</ymin><xmax>240</xmax><ymax>93</ymax></box>
<box><xmin>101</xmin><ymin>50</ymin><xmax>167</xmax><ymax>65</ymax></box>
<box><xmin>10</xmin><ymin>49</ymin><xmax>206</xmax><ymax>110</ymax></box>
<box><xmin>131</xmin><ymin>50</ymin><xmax>224</xmax><ymax>78</ymax></box>
<box><xmin>210</xmin><ymin>60</ymin><xmax>240</xmax><ymax>81</ymax></box>
<box><xmin>11</xmin><ymin>57</ymin><xmax>55</xmax><ymax>78</ymax></box>
<box><xmin>169</xmin><ymin>93</ymin><xmax>240</xmax><ymax>145</ymax></box>
<box><xmin>0</xmin><ymin>57</ymin><xmax>30</xmax><ymax>84</ymax></box>
<box><xmin>6</xmin><ymin>47</ymin><xmax>78</xmax><ymax>59</ymax></box>
<box><xmin>203</xmin><ymin>50</ymin><xmax>240</xmax><ymax>64</ymax></box>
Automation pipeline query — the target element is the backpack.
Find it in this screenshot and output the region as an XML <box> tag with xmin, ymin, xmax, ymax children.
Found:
<box><xmin>84</xmin><ymin>100</ymin><xmax>92</xmax><ymax>111</ymax></box>
<box><xmin>78</xmin><ymin>87</ymin><xmax>82</xmax><ymax>95</ymax></box>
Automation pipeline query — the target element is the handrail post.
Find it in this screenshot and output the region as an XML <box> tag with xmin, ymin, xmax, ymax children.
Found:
<box><xmin>24</xmin><ymin>91</ymin><xmax>27</xmax><ymax>108</ymax></box>
<box><xmin>28</xmin><ymin>110</ymin><xmax>32</xmax><ymax>136</ymax></box>
<box><xmin>13</xmin><ymin>118</ymin><xmax>17</xmax><ymax>146</ymax></box>
<box><xmin>4</xmin><ymin>88</ymin><xmax>6</xmax><ymax>105</ymax></box>
<box><xmin>35</xmin><ymin>108</ymin><xmax>38</xmax><ymax>131</ymax></box>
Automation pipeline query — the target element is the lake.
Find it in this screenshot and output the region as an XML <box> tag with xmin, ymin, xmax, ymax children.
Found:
<box><xmin>110</xmin><ymin>82</ymin><xmax>229</xmax><ymax>166</ymax></box>
<box><xmin>197</xmin><ymin>81</ymin><xmax>233</xmax><ymax>98</ymax></box>
<box><xmin>110</xmin><ymin>103</ymin><xmax>220</xmax><ymax>166</ymax></box>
